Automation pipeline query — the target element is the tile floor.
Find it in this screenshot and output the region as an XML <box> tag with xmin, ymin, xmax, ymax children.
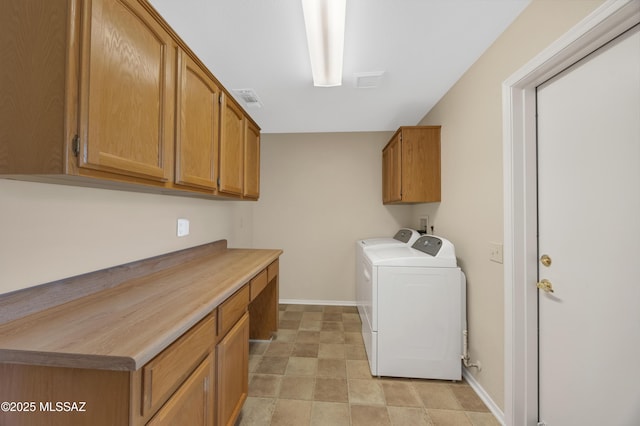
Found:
<box><xmin>236</xmin><ymin>304</ymin><xmax>500</xmax><ymax>426</ymax></box>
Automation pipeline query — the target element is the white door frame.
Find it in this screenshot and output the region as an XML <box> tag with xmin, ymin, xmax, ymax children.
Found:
<box><xmin>502</xmin><ymin>1</ymin><xmax>640</xmax><ymax>425</ymax></box>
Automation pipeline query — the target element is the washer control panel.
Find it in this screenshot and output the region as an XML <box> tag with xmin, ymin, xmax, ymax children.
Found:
<box><xmin>411</xmin><ymin>236</ymin><xmax>443</xmax><ymax>257</ymax></box>
<box><xmin>393</xmin><ymin>229</ymin><xmax>414</xmax><ymax>243</ymax></box>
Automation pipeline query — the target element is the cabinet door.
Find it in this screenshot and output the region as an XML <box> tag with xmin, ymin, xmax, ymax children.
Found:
<box><xmin>382</xmin><ymin>146</ymin><xmax>391</xmax><ymax>203</ymax></box>
<box><xmin>243</xmin><ymin>120</ymin><xmax>260</xmax><ymax>199</ymax></box>
<box><xmin>219</xmin><ymin>94</ymin><xmax>244</xmax><ymax>196</ymax></box>
<box><xmin>147</xmin><ymin>354</ymin><xmax>214</xmax><ymax>426</ymax></box>
<box><xmin>78</xmin><ymin>0</ymin><xmax>174</xmax><ymax>182</ymax></box>
<box><xmin>175</xmin><ymin>50</ymin><xmax>219</xmax><ymax>191</ymax></box>
<box><xmin>0</xmin><ymin>0</ymin><xmax>72</xmax><ymax>176</ymax></box>
<box><xmin>383</xmin><ymin>134</ymin><xmax>402</xmax><ymax>203</ymax></box>
<box><xmin>216</xmin><ymin>312</ymin><xmax>249</xmax><ymax>426</ymax></box>
<box><xmin>400</xmin><ymin>127</ymin><xmax>441</xmax><ymax>202</ymax></box>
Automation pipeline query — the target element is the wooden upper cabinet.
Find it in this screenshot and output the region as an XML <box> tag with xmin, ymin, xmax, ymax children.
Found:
<box><xmin>175</xmin><ymin>50</ymin><xmax>220</xmax><ymax>191</ymax></box>
<box><xmin>243</xmin><ymin>120</ymin><xmax>260</xmax><ymax>199</ymax></box>
<box><xmin>78</xmin><ymin>0</ymin><xmax>175</xmax><ymax>182</ymax></box>
<box><xmin>0</xmin><ymin>0</ymin><xmax>75</xmax><ymax>175</ymax></box>
<box><xmin>382</xmin><ymin>133</ymin><xmax>402</xmax><ymax>203</ymax></box>
<box><xmin>0</xmin><ymin>0</ymin><xmax>261</xmax><ymax>201</ymax></box>
<box><xmin>382</xmin><ymin>126</ymin><xmax>441</xmax><ymax>204</ymax></box>
<box><xmin>219</xmin><ymin>95</ymin><xmax>244</xmax><ymax>196</ymax></box>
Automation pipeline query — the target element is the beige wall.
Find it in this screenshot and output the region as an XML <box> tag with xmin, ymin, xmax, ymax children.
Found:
<box><xmin>252</xmin><ymin>132</ymin><xmax>415</xmax><ymax>303</ymax></box>
<box><xmin>412</xmin><ymin>0</ymin><xmax>604</xmax><ymax>411</ymax></box>
<box><xmin>1</xmin><ymin>130</ymin><xmax>409</xmax><ymax>302</ymax></box>
<box><xmin>0</xmin><ymin>179</ymin><xmax>253</xmax><ymax>294</ymax></box>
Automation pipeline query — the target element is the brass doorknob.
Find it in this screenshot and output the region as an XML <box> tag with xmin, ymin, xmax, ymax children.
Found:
<box><xmin>537</xmin><ymin>279</ymin><xmax>554</xmax><ymax>293</ymax></box>
<box><xmin>540</xmin><ymin>254</ymin><xmax>552</xmax><ymax>267</ymax></box>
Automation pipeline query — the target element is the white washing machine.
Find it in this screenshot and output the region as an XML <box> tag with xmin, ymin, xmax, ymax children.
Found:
<box><xmin>361</xmin><ymin>235</ymin><xmax>466</xmax><ymax>380</ymax></box>
<box><xmin>355</xmin><ymin>229</ymin><xmax>421</xmax><ymax>323</ymax></box>
<box><xmin>356</xmin><ymin>228</ymin><xmax>421</xmax><ymax>252</ymax></box>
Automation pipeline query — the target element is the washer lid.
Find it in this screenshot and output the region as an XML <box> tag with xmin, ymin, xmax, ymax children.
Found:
<box><xmin>365</xmin><ymin>235</ymin><xmax>457</xmax><ymax>267</ymax></box>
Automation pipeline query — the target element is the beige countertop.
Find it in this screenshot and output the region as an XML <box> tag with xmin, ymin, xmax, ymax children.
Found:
<box><xmin>0</xmin><ymin>248</ymin><xmax>282</xmax><ymax>371</ymax></box>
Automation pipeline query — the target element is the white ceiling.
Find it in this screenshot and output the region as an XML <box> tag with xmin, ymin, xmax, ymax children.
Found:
<box><xmin>149</xmin><ymin>0</ymin><xmax>531</xmax><ymax>134</ymax></box>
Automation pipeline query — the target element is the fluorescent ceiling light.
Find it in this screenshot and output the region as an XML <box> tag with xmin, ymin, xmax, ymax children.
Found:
<box><xmin>301</xmin><ymin>0</ymin><xmax>346</xmax><ymax>87</ymax></box>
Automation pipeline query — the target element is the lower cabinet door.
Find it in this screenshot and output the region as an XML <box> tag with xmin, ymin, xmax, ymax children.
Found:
<box><xmin>216</xmin><ymin>312</ymin><xmax>249</xmax><ymax>426</ymax></box>
<box><xmin>147</xmin><ymin>354</ymin><xmax>214</xmax><ymax>426</ymax></box>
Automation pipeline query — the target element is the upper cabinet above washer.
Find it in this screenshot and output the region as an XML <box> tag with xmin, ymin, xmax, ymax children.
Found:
<box><xmin>382</xmin><ymin>126</ymin><xmax>441</xmax><ymax>204</ymax></box>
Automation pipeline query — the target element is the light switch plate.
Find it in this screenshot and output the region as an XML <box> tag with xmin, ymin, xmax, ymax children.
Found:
<box><xmin>177</xmin><ymin>218</ymin><xmax>190</xmax><ymax>237</ymax></box>
<box><xmin>489</xmin><ymin>242</ymin><xmax>503</xmax><ymax>263</ymax></box>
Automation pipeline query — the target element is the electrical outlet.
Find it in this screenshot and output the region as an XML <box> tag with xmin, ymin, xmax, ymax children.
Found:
<box><xmin>489</xmin><ymin>242</ymin><xmax>503</xmax><ymax>263</ymax></box>
<box><xmin>177</xmin><ymin>218</ymin><xmax>190</xmax><ymax>237</ymax></box>
<box><xmin>419</xmin><ymin>216</ymin><xmax>429</xmax><ymax>233</ymax></box>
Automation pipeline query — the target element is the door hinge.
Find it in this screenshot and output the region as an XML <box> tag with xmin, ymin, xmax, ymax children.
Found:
<box><xmin>219</xmin><ymin>93</ymin><xmax>223</xmax><ymax>105</ymax></box>
<box><xmin>71</xmin><ymin>135</ymin><xmax>80</xmax><ymax>157</ymax></box>
<box><xmin>217</xmin><ymin>177</ymin><xmax>220</xmax><ymax>187</ymax></box>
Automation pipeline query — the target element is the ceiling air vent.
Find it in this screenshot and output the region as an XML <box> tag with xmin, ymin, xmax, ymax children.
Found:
<box><xmin>354</xmin><ymin>71</ymin><xmax>385</xmax><ymax>89</ymax></box>
<box><xmin>232</xmin><ymin>88</ymin><xmax>263</xmax><ymax>108</ymax></box>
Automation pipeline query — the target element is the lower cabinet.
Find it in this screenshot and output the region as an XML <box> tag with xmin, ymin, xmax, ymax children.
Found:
<box><xmin>216</xmin><ymin>312</ymin><xmax>250</xmax><ymax>426</ymax></box>
<box><xmin>0</xmin><ymin>314</ymin><xmax>218</xmax><ymax>426</ymax></box>
<box><xmin>0</xmin><ymin>363</ymin><xmax>131</xmax><ymax>426</ymax></box>
<box><xmin>0</xmin><ymin>262</ymin><xmax>278</xmax><ymax>426</ymax></box>
<box><xmin>147</xmin><ymin>354</ymin><xmax>214</xmax><ymax>426</ymax></box>
<box><xmin>141</xmin><ymin>313</ymin><xmax>217</xmax><ymax>420</ymax></box>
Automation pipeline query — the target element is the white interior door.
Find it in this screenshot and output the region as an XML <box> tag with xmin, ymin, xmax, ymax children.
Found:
<box><xmin>536</xmin><ymin>25</ymin><xmax>640</xmax><ymax>425</ymax></box>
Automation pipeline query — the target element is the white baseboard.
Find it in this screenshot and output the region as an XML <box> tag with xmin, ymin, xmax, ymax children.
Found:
<box><xmin>463</xmin><ymin>368</ymin><xmax>505</xmax><ymax>426</ymax></box>
<box><xmin>279</xmin><ymin>299</ymin><xmax>356</xmax><ymax>307</ymax></box>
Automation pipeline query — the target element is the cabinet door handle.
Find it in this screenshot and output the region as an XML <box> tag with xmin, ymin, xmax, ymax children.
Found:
<box><xmin>72</xmin><ymin>135</ymin><xmax>80</xmax><ymax>157</ymax></box>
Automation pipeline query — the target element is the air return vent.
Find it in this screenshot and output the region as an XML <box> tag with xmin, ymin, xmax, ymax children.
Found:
<box><xmin>232</xmin><ymin>88</ymin><xmax>263</xmax><ymax>108</ymax></box>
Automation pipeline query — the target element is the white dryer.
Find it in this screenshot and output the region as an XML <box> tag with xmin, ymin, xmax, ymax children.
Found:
<box><xmin>361</xmin><ymin>235</ymin><xmax>466</xmax><ymax>380</ymax></box>
<box><xmin>355</xmin><ymin>229</ymin><xmax>421</xmax><ymax>324</ymax></box>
